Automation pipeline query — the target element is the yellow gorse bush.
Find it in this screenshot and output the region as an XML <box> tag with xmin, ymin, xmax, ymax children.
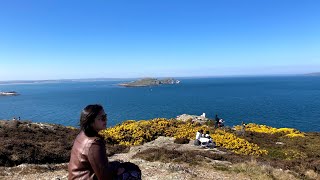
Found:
<box><xmin>234</xmin><ymin>123</ymin><xmax>305</xmax><ymax>138</ymax></box>
<box><xmin>100</xmin><ymin>118</ymin><xmax>208</xmax><ymax>145</ymax></box>
<box><xmin>211</xmin><ymin>129</ymin><xmax>268</xmax><ymax>156</ymax></box>
<box><xmin>100</xmin><ymin>118</ymin><xmax>267</xmax><ymax>156</ymax></box>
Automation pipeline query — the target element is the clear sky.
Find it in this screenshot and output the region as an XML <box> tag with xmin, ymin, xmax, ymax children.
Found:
<box><xmin>0</xmin><ymin>0</ymin><xmax>319</xmax><ymax>80</ymax></box>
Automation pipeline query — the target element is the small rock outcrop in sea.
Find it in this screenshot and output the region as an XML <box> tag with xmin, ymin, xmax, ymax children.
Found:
<box><xmin>0</xmin><ymin>91</ymin><xmax>19</xmax><ymax>96</ymax></box>
<box><xmin>119</xmin><ymin>78</ymin><xmax>180</xmax><ymax>87</ymax></box>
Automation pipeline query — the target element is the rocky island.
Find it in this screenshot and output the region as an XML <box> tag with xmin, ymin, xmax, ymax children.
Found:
<box><xmin>0</xmin><ymin>91</ymin><xmax>19</xmax><ymax>96</ymax></box>
<box><xmin>119</xmin><ymin>78</ymin><xmax>180</xmax><ymax>87</ymax></box>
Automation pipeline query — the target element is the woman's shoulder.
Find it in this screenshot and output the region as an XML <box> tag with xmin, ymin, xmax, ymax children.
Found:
<box><xmin>92</xmin><ymin>134</ymin><xmax>106</xmax><ymax>145</ymax></box>
<box><xmin>77</xmin><ymin>131</ymin><xmax>105</xmax><ymax>144</ymax></box>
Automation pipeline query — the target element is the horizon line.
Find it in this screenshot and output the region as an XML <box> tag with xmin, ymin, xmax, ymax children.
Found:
<box><xmin>0</xmin><ymin>72</ymin><xmax>318</xmax><ymax>83</ymax></box>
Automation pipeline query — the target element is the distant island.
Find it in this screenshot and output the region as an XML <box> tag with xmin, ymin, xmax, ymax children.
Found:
<box><xmin>119</xmin><ymin>78</ymin><xmax>180</xmax><ymax>87</ymax></box>
<box><xmin>0</xmin><ymin>91</ymin><xmax>19</xmax><ymax>96</ymax></box>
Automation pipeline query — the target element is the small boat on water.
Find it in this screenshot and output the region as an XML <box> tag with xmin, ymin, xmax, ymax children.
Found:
<box><xmin>0</xmin><ymin>91</ymin><xmax>19</xmax><ymax>96</ymax></box>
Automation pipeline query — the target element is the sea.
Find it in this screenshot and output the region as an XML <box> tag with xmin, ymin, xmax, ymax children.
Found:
<box><xmin>0</xmin><ymin>76</ymin><xmax>319</xmax><ymax>132</ymax></box>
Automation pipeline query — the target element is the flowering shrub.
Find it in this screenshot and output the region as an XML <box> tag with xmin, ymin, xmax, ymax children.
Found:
<box><xmin>100</xmin><ymin>118</ymin><xmax>207</xmax><ymax>145</ymax></box>
<box><xmin>100</xmin><ymin>119</ymin><xmax>267</xmax><ymax>156</ymax></box>
<box><xmin>211</xmin><ymin>129</ymin><xmax>268</xmax><ymax>156</ymax></box>
<box><xmin>234</xmin><ymin>123</ymin><xmax>305</xmax><ymax>138</ymax></box>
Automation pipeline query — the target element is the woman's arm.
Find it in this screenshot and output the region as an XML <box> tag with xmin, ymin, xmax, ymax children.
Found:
<box><xmin>88</xmin><ymin>139</ymin><xmax>115</xmax><ymax>180</ymax></box>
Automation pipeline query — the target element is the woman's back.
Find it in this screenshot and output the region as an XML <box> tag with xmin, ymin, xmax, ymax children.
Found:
<box><xmin>68</xmin><ymin>131</ymin><xmax>114</xmax><ymax>180</ymax></box>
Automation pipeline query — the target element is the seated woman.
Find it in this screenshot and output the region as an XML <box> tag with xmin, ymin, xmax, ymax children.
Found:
<box><xmin>68</xmin><ymin>104</ymin><xmax>125</xmax><ymax>180</ymax></box>
<box><xmin>200</xmin><ymin>131</ymin><xmax>215</xmax><ymax>148</ymax></box>
<box><xmin>194</xmin><ymin>129</ymin><xmax>203</xmax><ymax>146</ymax></box>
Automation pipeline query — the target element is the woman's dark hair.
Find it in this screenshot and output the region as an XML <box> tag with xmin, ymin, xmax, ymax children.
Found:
<box><xmin>80</xmin><ymin>104</ymin><xmax>104</xmax><ymax>137</ymax></box>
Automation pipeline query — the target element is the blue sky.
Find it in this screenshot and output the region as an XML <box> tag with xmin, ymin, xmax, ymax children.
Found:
<box><xmin>0</xmin><ymin>0</ymin><xmax>319</xmax><ymax>80</ymax></box>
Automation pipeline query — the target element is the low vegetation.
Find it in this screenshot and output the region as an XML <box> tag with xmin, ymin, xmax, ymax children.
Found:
<box><xmin>1</xmin><ymin>118</ymin><xmax>319</xmax><ymax>179</ymax></box>
<box><xmin>100</xmin><ymin>118</ymin><xmax>267</xmax><ymax>156</ymax></box>
<box><xmin>101</xmin><ymin>118</ymin><xmax>320</xmax><ymax>178</ymax></box>
<box><xmin>0</xmin><ymin>120</ymin><xmax>78</xmax><ymax>166</ymax></box>
<box><xmin>0</xmin><ymin>120</ymin><xmax>130</xmax><ymax>167</ymax></box>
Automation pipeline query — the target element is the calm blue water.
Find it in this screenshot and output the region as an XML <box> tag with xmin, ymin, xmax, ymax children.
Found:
<box><xmin>0</xmin><ymin>76</ymin><xmax>319</xmax><ymax>132</ymax></box>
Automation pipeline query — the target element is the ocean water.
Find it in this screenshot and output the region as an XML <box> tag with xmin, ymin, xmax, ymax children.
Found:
<box><xmin>0</xmin><ymin>76</ymin><xmax>319</xmax><ymax>132</ymax></box>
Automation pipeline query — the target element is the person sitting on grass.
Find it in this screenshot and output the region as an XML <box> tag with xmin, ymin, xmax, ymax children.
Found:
<box><xmin>68</xmin><ymin>104</ymin><xmax>141</xmax><ymax>180</ymax></box>
<box><xmin>194</xmin><ymin>129</ymin><xmax>203</xmax><ymax>146</ymax></box>
<box><xmin>204</xmin><ymin>131</ymin><xmax>211</xmax><ymax>139</ymax></box>
<box><xmin>203</xmin><ymin>131</ymin><xmax>216</xmax><ymax>148</ymax></box>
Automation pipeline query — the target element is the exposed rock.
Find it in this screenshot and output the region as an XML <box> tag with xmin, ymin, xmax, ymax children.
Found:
<box><xmin>112</xmin><ymin>136</ymin><xmax>228</xmax><ymax>161</ymax></box>
<box><xmin>176</xmin><ymin>113</ymin><xmax>209</xmax><ymax>124</ymax></box>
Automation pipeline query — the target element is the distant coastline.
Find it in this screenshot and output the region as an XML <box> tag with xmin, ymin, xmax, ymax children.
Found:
<box><xmin>305</xmin><ymin>72</ymin><xmax>320</xmax><ymax>76</ymax></box>
<box><xmin>0</xmin><ymin>78</ymin><xmax>136</xmax><ymax>86</ymax></box>
<box><xmin>1</xmin><ymin>73</ymin><xmax>320</xmax><ymax>85</ymax></box>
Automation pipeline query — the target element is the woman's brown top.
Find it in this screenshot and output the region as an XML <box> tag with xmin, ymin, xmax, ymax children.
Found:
<box><xmin>68</xmin><ymin>131</ymin><xmax>115</xmax><ymax>180</ymax></box>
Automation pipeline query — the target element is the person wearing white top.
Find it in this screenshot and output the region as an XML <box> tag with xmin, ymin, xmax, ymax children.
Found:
<box><xmin>194</xmin><ymin>129</ymin><xmax>203</xmax><ymax>146</ymax></box>
<box><xmin>200</xmin><ymin>131</ymin><xmax>215</xmax><ymax>148</ymax></box>
<box><xmin>218</xmin><ymin>119</ymin><xmax>225</xmax><ymax>127</ymax></box>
